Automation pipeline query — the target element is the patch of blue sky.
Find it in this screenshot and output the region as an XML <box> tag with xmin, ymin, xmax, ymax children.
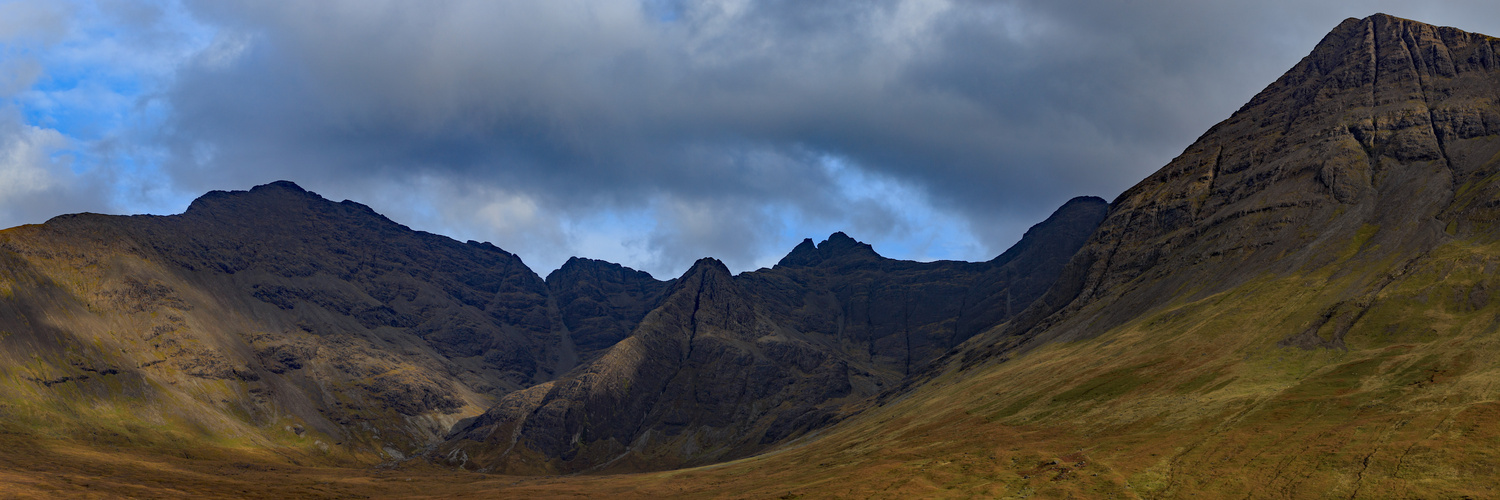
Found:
<box><xmin>563</xmin><ymin>208</ymin><xmax>661</xmax><ymax>274</ymax></box>
<box><xmin>20</xmin><ymin>78</ymin><xmax>138</xmax><ymax>140</ymax></box>
<box><xmin>7</xmin><ymin>0</ymin><xmax>214</xmax><ymax>214</ymax></box>
<box><xmin>641</xmin><ymin>0</ymin><xmax>683</xmax><ymax>23</ymax></box>
<box><xmin>107</xmin><ymin>147</ymin><xmax>196</xmax><ymax>215</ymax></box>
<box><xmin>800</xmin><ymin>154</ymin><xmax>989</xmax><ymax>263</ymax></box>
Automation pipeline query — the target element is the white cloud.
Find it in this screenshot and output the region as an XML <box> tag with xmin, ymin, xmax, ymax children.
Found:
<box><xmin>0</xmin><ymin>117</ymin><xmax>66</xmax><ymax>200</ymax></box>
<box><xmin>0</xmin><ymin>106</ymin><xmax>110</xmax><ymax>228</ymax></box>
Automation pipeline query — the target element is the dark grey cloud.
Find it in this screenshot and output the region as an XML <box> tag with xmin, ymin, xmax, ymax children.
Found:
<box><xmin>144</xmin><ymin>0</ymin><xmax>1500</xmax><ymax>277</ymax></box>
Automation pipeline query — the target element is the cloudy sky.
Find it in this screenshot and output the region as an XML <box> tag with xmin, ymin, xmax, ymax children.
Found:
<box><xmin>2</xmin><ymin>1</ymin><xmax>1498</xmax><ymax>279</ymax></box>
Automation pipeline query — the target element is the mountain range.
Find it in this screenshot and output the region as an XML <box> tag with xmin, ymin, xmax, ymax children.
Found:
<box><xmin>2</xmin><ymin>12</ymin><xmax>1499</xmax><ymax>499</ymax></box>
<box><xmin>0</xmin><ymin>176</ymin><xmax>1105</xmax><ymax>470</ymax></box>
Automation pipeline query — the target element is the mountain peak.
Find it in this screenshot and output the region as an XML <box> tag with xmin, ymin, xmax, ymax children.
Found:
<box><xmin>180</xmin><ymin>180</ymin><xmax>414</xmax><ymax>237</ymax></box>
<box><xmin>777</xmin><ymin>238</ymin><xmax>821</xmax><ymax>267</ymax></box>
<box><xmin>547</xmin><ymin>256</ymin><xmax>658</xmax><ymax>283</ymax></box>
<box><xmin>184</xmin><ymin>180</ymin><xmax>323</xmax><ymax>218</ymax></box>
<box><xmin>1242</xmin><ymin>12</ymin><xmax>1496</xmax><ymax>118</ymax></box>
<box><xmin>990</xmin><ymin>196</ymin><xmax>1108</xmax><ymax>266</ymax></box>
<box><xmin>817</xmin><ymin>232</ymin><xmax>881</xmax><ymax>259</ymax></box>
<box><xmin>683</xmin><ymin>257</ymin><xmax>733</xmax><ymax>278</ymax></box>
<box><xmin>1060</xmin><ymin>195</ymin><xmax>1108</xmax><ymax>210</ymax></box>
<box><xmin>1002</xmin><ymin>12</ymin><xmax>1500</xmax><ymax>346</ymax></box>
<box><xmin>775</xmin><ymin>232</ymin><xmax>881</xmax><ymax>268</ymax></box>
<box><xmin>256</xmin><ymin>180</ymin><xmax>309</xmax><ymax>193</ymax></box>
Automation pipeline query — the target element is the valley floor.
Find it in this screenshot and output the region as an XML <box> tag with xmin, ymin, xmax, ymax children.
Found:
<box><xmin>0</xmin><ymin>415</ymin><xmax>1143</xmax><ymax>499</ymax></box>
<box><xmin>13</xmin><ymin>243</ymin><xmax>1500</xmax><ymax>498</ymax></box>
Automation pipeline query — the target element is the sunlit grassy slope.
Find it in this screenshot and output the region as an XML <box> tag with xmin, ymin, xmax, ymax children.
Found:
<box><xmin>540</xmin><ymin>237</ymin><xmax>1500</xmax><ymax>498</ymax></box>
<box><xmin>6</xmin><ymin>13</ymin><xmax>1500</xmax><ymax>498</ymax></box>
<box><xmin>5</xmin><ymin>237</ymin><xmax>1500</xmax><ymax>498</ymax></box>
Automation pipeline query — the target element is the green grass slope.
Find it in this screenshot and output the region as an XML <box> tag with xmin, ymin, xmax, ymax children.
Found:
<box><xmin>8</xmin><ymin>13</ymin><xmax>1500</xmax><ymax>499</ymax></box>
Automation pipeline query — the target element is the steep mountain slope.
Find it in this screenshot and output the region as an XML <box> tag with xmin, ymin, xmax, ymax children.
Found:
<box><xmin>0</xmin><ymin>180</ymin><xmax>1105</xmax><ymax>474</ymax></box>
<box><xmin>546</xmin><ymin>257</ymin><xmax>674</xmax><ymax>360</ymax></box>
<box><xmin>655</xmin><ymin>13</ymin><xmax>1500</xmax><ymax>497</ymax></box>
<box><xmin>462</xmin><ymin>13</ymin><xmax>1500</xmax><ymax>498</ymax></box>
<box><xmin>746</xmin><ymin>196</ymin><xmax>1108</xmax><ymax>378</ymax></box>
<box><xmin>440</xmin><ymin>197</ymin><xmax>1107</xmax><ymax>473</ymax></box>
<box><xmin>987</xmin><ymin>13</ymin><xmax>1500</xmax><ymax>354</ymax></box>
<box><xmin>0</xmin><ymin>181</ymin><xmax>573</xmax><ymax>460</ymax></box>
<box><xmin>6</xmin><ymin>12</ymin><xmax>1498</xmax><ymax>500</ymax></box>
<box><xmin>446</xmin><ymin>258</ymin><xmax>858</xmax><ymax>473</ymax></box>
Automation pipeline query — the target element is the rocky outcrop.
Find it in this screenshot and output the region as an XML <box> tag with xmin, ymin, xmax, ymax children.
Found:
<box><xmin>444</xmin><ymin>259</ymin><xmax>858</xmax><ymax>473</ymax></box>
<box><xmin>139</xmin><ymin>181</ymin><xmax>565</xmax><ymax>387</ymax></box>
<box><xmin>979</xmin><ymin>14</ymin><xmax>1500</xmax><ymax>358</ymax></box>
<box><xmin>743</xmin><ymin>197</ymin><xmax>1108</xmax><ymax>377</ymax></box>
<box><xmin>440</xmin><ymin>197</ymin><xmax>1108</xmax><ymax>473</ymax></box>
<box><xmin>546</xmin><ymin>257</ymin><xmax>672</xmax><ymax>359</ymax></box>
<box><xmin>0</xmin><ymin>178</ymin><xmax>1105</xmax><ymax>468</ymax></box>
<box><xmin>0</xmin><ymin>181</ymin><xmax>571</xmax><ymax>458</ymax></box>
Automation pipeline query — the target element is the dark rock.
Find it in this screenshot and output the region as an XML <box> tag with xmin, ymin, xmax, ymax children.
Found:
<box><xmin>0</xmin><ymin>171</ymin><xmax>1105</xmax><ymax>471</ymax></box>
<box><xmin>986</xmin><ymin>14</ymin><xmax>1500</xmax><ymax>358</ymax></box>
<box><xmin>440</xmin><ymin>199</ymin><xmax>1107</xmax><ymax>473</ymax></box>
<box><xmin>546</xmin><ymin>257</ymin><xmax>671</xmax><ymax>357</ymax></box>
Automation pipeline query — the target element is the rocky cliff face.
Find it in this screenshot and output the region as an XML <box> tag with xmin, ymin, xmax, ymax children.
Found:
<box><xmin>444</xmin><ymin>258</ymin><xmax>855</xmax><ymax>473</ymax></box>
<box><xmin>7</xmin><ymin>13</ymin><xmax>1500</xmax><ymax>497</ymax></box>
<box><xmin>154</xmin><ymin>181</ymin><xmax>567</xmax><ymax>387</ymax></box>
<box><xmin>0</xmin><ymin>178</ymin><xmax>1105</xmax><ymax>468</ymax></box>
<box><xmin>981</xmin><ymin>13</ymin><xmax>1500</xmax><ymax>357</ymax></box>
<box><xmin>746</xmin><ymin>197</ymin><xmax>1108</xmax><ymax>377</ymax></box>
<box><xmin>441</xmin><ymin>197</ymin><xmax>1107</xmax><ymax>473</ymax></box>
<box><xmin>0</xmin><ymin>182</ymin><xmax>574</xmax><ymax>459</ymax></box>
<box><xmin>546</xmin><ymin>257</ymin><xmax>673</xmax><ymax>359</ymax></box>
<box><xmin>869</xmin><ymin>16</ymin><xmax>1500</xmax><ymax>496</ymax></box>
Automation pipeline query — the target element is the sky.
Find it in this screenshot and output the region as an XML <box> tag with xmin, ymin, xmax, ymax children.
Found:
<box><xmin>2</xmin><ymin>1</ymin><xmax>1500</xmax><ymax>280</ymax></box>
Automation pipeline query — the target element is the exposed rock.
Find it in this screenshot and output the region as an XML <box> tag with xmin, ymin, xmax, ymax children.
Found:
<box><xmin>745</xmin><ymin>197</ymin><xmax>1108</xmax><ymax>376</ymax></box>
<box><xmin>440</xmin><ymin>197</ymin><xmax>1108</xmax><ymax>473</ymax></box>
<box><xmin>0</xmin><ymin>165</ymin><xmax>1105</xmax><ymax>470</ymax></box>
<box><xmin>980</xmin><ymin>13</ymin><xmax>1500</xmax><ymax>359</ymax></box>
<box><xmin>445</xmin><ymin>259</ymin><xmax>853</xmax><ymax>473</ymax></box>
<box><xmin>0</xmin><ymin>181</ymin><xmax>569</xmax><ymax>455</ymax></box>
<box><xmin>546</xmin><ymin>258</ymin><xmax>672</xmax><ymax>358</ymax></box>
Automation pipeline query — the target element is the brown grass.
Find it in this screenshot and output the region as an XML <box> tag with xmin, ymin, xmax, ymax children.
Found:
<box><xmin>11</xmin><ymin>241</ymin><xmax>1500</xmax><ymax>498</ymax></box>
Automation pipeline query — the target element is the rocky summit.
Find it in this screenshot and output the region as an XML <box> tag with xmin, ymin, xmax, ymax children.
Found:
<box><xmin>981</xmin><ymin>13</ymin><xmax>1500</xmax><ymax>356</ymax></box>
<box><xmin>0</xmin><ymin>181</ymin><xmax>567</xmax><ymax>460</ymax></box>
<box><xmin>5</xmin><ymin>12</ymin><xmax>1500</xmax><ymax>499</ymax></box>
<box><xmin>0</xmin><ymin>179</ymin><xmax>1103</xmax><ymax>471</ymax></box>
<box><xmin>441</xmin><ymin>197</ymin><xmax>1106</xmax><ymax>473</ymax></box>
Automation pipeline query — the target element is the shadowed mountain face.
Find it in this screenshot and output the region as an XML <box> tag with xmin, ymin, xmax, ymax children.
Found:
<box><xmin>10</xmin><ymin>13</ymin><xmax>1500</xmax><ymax>498</ymax></box>
<box><xmin>794</xmin><ymin>16</ymin><xmax>1500</xmax><ymax>496</ymax></box>
<box><xmin>546</xmin><ymin>258</ymin><xmax>673</xmax><ymax>359</ymax></box>
<box><xmin>978</xmin><ymin>13</ymin><xmax>1500</xmax><ymax>358</ymax></box>
<box><xmin>441</xmin><ymin>197</ymin><xmax>1107</xmax><ymax>473</ymax></box>
<box><xmin>539</xmin><ymin>14</ymin><xmax>1500</xmax><ymax>497</ymax></box>
<box><xmin>13</xmin><ymin>13</ymin><xmax>1500</xmax><ymax>498</ymax></box>
<box><xmin>0</xmin><ymin>181</ymin><xmax>1105</xmax><ymax>467</ymax></box>
<box><xmin>155</xmin><ymin>182</ymin><xmax>566</xmax><ymax>387</ymax></box>
<box><xmin>0</xmin><ymin>181</ymin><xmax>572</xmax><ymax>458</ymax></box>
<box><xmin>747</xmin><ymin>197</ymin><xmax>1109</xmax><ymax>377</ymax></box>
